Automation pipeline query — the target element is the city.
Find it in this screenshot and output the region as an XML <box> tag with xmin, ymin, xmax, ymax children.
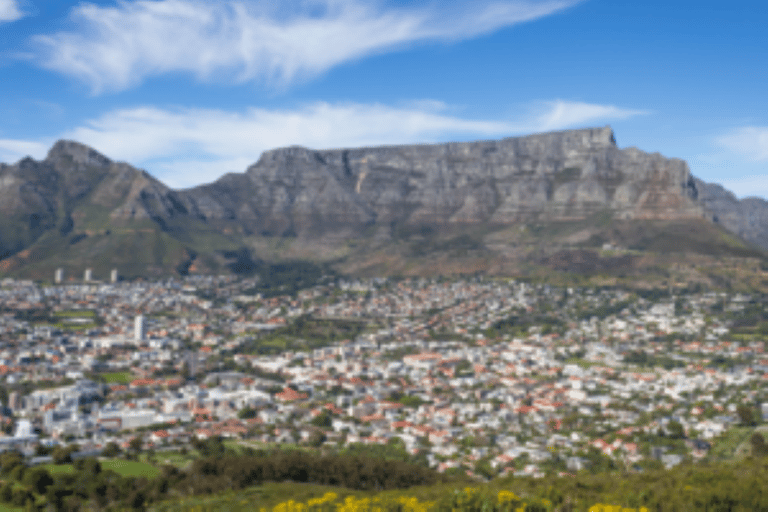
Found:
<box><xmin>1</xmin><ymin>271</ymin><xmax>766</xmax><ymax>479</ymax></box>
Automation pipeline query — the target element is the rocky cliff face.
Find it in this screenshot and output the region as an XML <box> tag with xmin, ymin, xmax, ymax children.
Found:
<box><xmin>181</xmin><ymin>126</ymin><xmax>705</xmax><ymax>236</ymax></box>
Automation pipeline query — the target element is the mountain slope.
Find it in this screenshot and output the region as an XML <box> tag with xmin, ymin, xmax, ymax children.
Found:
<box><xmin>0</xmin><ymin>141</ymin><xmax>240</xmax><ymax>278</ymax></box>
<box><xmin>0</xmin><ymin>127</ymin><xmax>765</xmax><ymax>283</ymax></box>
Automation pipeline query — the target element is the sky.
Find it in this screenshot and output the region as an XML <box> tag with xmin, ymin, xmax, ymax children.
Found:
<box><xmin>0</xmin><ymin>0</ymin><xmax>766</xmax><ymax>196</ymax></box>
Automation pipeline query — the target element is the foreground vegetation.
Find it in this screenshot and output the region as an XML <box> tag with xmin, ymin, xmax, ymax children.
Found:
<box><xmin>156</xmin><ymin>456</ymin><xmax>768</xmax><ymax>512</ymax></box>
<box><xmin>1</xmin><ymin>445</ymin><xmax>768</xmax><ymax>511</ymax></box>
<box><xmin>0</xmin><ymin>446</ymin><xmax>443</xmax><ymax>511</ymax></box>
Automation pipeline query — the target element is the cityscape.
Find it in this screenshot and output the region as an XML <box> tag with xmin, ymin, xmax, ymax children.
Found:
<box><xmin>1</xmin><ymin>269</ymin><xmax>766</xmax><ymax>480</ymax></box>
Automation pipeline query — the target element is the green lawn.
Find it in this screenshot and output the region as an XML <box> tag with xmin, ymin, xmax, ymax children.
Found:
<box><xmin>100</xmin><ymin>371</ymin><xmax>133</xmax><ymax>384</ymax></box>
<box><xmin>155</xmin><ymin>450</ymin><xmax>200</xmax><ymax>469</ymax></box>
<box><xmin>52</xmin><ymin>310</ymin><xmax>96</xmax><ymax>319</ymax></box>
<box><xmin>41</xmin><ymin>464</ymin><xmax>75</xmax><ymax>475</ymax></box>
<box><xmin>42</xmin><ymin>459</ymin><xmax>160</xmax><ymax>479</ymax></box>
<box><xmin>102</xmin><ymin>459</ymin><xmax>160</xmax><ymax>479</ymax></box>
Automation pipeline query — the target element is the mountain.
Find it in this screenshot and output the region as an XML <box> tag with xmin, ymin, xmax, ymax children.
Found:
<box><xmin>0</xmin><ymin>140</ymin><xmax>239</xmax><ymax>278</ymax></box>
<box><xmin>181</xmin><ymin>126</ymin><xmax>703</xmax><ymax>234</ymax></box>
<box><xmin>0</xmin><ymin>127</ymin><xmax>765</xmax><ymax>285</ymax></box>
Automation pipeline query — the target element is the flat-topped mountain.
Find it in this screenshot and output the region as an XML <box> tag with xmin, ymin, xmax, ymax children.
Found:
<box><xmin>0</xmin><ymin>127</ymin><xmax>765</xmax><ymax>285</ymax></box>
<box><xmin>181</xmin><ymin>126</ymin><xmax>703</xmax><ymax>236</ymax></box>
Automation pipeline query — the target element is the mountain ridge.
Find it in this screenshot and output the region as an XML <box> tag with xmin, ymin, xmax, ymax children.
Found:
<box><xmin>0</xmin><ymin>127</ymin><xmax>766</xmax><ymax>283</ymax></box>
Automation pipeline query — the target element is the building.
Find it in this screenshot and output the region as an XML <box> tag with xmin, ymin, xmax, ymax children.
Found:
<box><xmin>110</xmin><ymin>269</ymin><xmax>119</xmax><ymax>283</ymax></box>
<box><xmin>54</xmin><ymin>268</ymin><xmax>64</xmax><ymax>284</ymax></box>
<box><xmin>84</xmin><ymin>268</ymin><xmax>93</xmax><ymax>282</ymax></box>
<box><xmin>134</xmin><ymin>315</ymin><xmax>146</xmax><ymax>342</ymax></box>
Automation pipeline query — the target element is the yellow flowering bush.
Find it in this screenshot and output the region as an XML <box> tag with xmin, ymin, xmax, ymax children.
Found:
<box><xmin>261</xmin><ymin>487</ymin><xmax>556</xmax><ymax>512</ymax></box>
<box><xmin>589</xmin><ymin>506</ymin><xmax>649</xmax><ymax>512</ymax></box>
<box><xmin>264</xmin><ymin>493</ymin><xmax>435</xmax><ymax>512</ymax></box>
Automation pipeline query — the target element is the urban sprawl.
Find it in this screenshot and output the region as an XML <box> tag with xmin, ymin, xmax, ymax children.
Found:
<box><xmin>0</xmin><ymin>272</ymin><xmax>766</xmax><ymax>477</ymax></box>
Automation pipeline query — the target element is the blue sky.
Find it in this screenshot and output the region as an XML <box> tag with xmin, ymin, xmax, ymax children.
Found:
<box><xmin>0</xmin><ymin>0</ymin><xmax>766</xmax><ymax>195</ymax></box>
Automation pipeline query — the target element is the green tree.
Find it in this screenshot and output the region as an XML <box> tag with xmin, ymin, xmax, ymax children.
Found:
<box><xmin>0</xmin><ymin>451</ymin><xmax>23</xmax><ymax>475</ymax></box>
<box><xmin>23</xmin><ymin>467</ymin><xmax>53</xmax><ymax>495</ymax></box>
<box><xmin>751</xmin><ymin>432</ymin><xmax>768</xmax><ymax>457</ymax></box>
<box><xmin>101</xmin><ymin>441</ymin><xmax>121</xmax><ymax>457</ymax></box>
<box><xmin>737</xmin><ymin>405</ymin><xmax>757</xmax><ymax>426</ymax></box>
<box><xmin>238</xmin><ymin>406</ymin><xmax>258</xmax><ymax>419</ymax></box>
<box><xmin>310</xmin><ymin>410</ymin><xmax>332</xmax><ymax>428</ymax></box>
<box><xmin>667</xmin><ymin>420</ymin><xmax>686</xmax><ymax>439</ymax></box>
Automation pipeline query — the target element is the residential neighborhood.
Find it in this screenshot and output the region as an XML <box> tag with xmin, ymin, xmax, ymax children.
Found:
<box><xmin>0</xmin><ymin>274</ymin><xmax>766</xmax><ymax>478</ymax></box>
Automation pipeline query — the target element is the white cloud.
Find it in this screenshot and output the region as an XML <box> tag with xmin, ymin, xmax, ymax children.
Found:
<box><xmin>58</xmin><ymin>99</ymin><xmax>642</xmax><ymax>188</ymax></box>
<box><xmin>717</xmin><ymin>175</ymin><xmax>768</xmax><ymax>199</ymax></box>
<box><xmin>0</xmin><ymin>0</ymin><xmax>23</xmax><ymax>22</ymax></box>
<box><xmin>1</xmin><ymin>99</ymin><xmax>644</xmax><ymax>188</ymax></box>
<box><xmin>716</xmin><ymin>126</ymin><xmax>768</xmax><ymax>162</ymax></box>
<box><xmin>33</xmin><ymin>0</ymin><xmax>582</xmax><ymax>93</ymax></box>
<box><xmin>534</xmin><ymin>100</ymin><xmax>648</xmax><ymax>132</ymax></box>
<box><xmin>0</xmin><ymin>139</ymin><xmax>49</xmax><ymax>163</ymax></box>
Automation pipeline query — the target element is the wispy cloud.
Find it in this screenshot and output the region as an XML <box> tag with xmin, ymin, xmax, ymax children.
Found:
<box><xmin>716</xmin><ymin>126</ymin><xmax>768</xmax><ymax>162</ymax></box>
<box><xmin>32</xmin><ymin>0</ymin><xmax>582</xmax><ymax>93</ymax></box>
<box><xmin>1</xmin><ymin>99</ymin><xmax>644</xmax><ymax>188</ymax></box>
<box><xmin>534</xmin><ymin>100</ymin><xmax>648</xmax><ymax>132</ymax></box>
<box><xmin>0</xmin><ymin>0</ymin><xmax>24</xmax><ymax>22</ymax></box>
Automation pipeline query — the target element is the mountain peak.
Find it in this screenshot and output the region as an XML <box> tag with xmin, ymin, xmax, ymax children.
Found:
<box><xmin>46</xmin><ymin>140</ymin><xmax>112</xmax><ymax>168</ymax></box>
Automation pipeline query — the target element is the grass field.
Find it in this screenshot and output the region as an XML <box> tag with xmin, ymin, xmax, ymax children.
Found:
<box><xmin>155</xmin><ymin>450</ymin><xmax>200</xmax><ymax>469</ymax></box>
<box><xmin>52</xmin><ymin>310</ymin><xmax>96</xmax><ymax>318</ymax></box>
<box><xmin>42</xmin><ymin>459</ymin><xmax>160</xmax><ymax>479</ymax></box>
<box><xmin>100</xmin><ymin>371</ymin><xmax>133</xmax><ymax>384</ymax></box>
<box><xmin>41</xmin><ymin>464</ymin><xmax>75</xmax><ymax>475</ymax></box>
<box><xmin>102</xmin><ymin>459</ymin><xmax>160</xmax><ymax>479</ymax></box>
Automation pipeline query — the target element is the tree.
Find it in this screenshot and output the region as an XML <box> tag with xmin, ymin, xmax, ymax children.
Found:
<box><xmin>0</xmin><ymin>451</ymin><xmax>23</xmax><ymax>475</ymax></box>
<box><xmin>51</xmin><ymin>445</ymin><xmax>76</xmax><ymax>465</ymax></box>
<box><xmin>737</xmin><ymin>405</ymin><xmax>757</xmax><ymax>427</ymax></box>
<box><xmin>310</xmin><ymin>410</ymin><xmax>332</xmax><ymax>428</ymax></box>
<box><xmin>238</xmin><ymin>406</ymin><xmax>258</xmax><ymax>419</ymax></box>
<box><xmin>102</xmin><ymin>441</ymin><xmax>121</xmax><ymax>457</ymax></box>
<box><xmin>23</xmin><ymin>467</ymin><xmax>53</xmax><ymax>495</ymax></box>
<box><xmin>666</xmin><ymin>420</ymin><xmax>686</xmax><ymax>439</ymax></box>
<box><xmin>307</xmin><ymin>430</ymin><xmax>326</xmax><ymax>447</ymax></box>
<box><xmin>750</xmin><ymin>433</ymin><xmax>768</xmax><ymax>457</ymax></box>
<box><xmin>74</xmin><ymin>457</ymin><xmax>102</xmax><ymax>476</ymax></box>
<box><xmin>128</xmin><ymin>436</ymin><xmax>143</xmax><ymax>459</ymax></box>
<box><xmin>194</xmin><ymin>436</ymin><xmax>225</xmax><ymax>458</ymax></box>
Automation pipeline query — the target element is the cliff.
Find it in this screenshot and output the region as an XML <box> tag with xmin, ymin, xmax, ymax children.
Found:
<box><xmin>181</xmin><ymin>126</ymin><xmax>705</xmax><ymax>236</ymax></box>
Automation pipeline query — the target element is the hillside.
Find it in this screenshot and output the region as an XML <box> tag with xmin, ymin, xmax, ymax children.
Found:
<box><xmin>0</xmin><ymin>127</ymin><xmax>766</xmax><ymax>284</ymax></box>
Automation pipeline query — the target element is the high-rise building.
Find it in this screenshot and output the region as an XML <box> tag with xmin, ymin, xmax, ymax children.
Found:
<box><xmin>84</xmin><ymin>268</ymin><xmax>93</xmax><ymax>282</ymax></box>
<box><xmin>134</xmin><ymin>315</ymin><xmax>146</xmax><ymax>342</ymax></box>
<box><xmin>110</xmin><ymin>269</ymin><xmax>119</xmax><ymax>283</ymax></box>
<box><xmin>54</xmin><ymin>268</ymin><xmax>64</xmax><ymax>284</ymax></box>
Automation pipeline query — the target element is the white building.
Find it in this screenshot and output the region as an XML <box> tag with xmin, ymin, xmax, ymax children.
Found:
<box><xmin>134</xmin><ymin>315</ymin><xmax>146</xmax><ymax>342</ymax></box>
